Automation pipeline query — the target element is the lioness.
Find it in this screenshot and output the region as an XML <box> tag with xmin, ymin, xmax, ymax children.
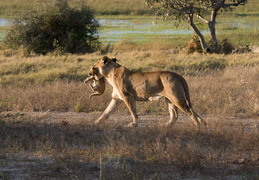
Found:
<box><xmin>87</xmin><ymin>56</ymin><xmax>207</xmax><ymax>128</ymax></box>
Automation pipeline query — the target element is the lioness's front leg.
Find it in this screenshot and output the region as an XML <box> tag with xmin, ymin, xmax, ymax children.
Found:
<box><xmin>123</xmin><ymin>96</ymin><xmax>138</xmax><ymax>127</ymax></box>
<box><xmin>95</xmin><ymin>99</ymin><xmax>120</xmax><ymax>124</ymax></box>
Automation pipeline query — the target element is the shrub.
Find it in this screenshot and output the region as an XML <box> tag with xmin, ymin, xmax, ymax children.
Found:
<box><xmin>182</xmin><ymin>37</ymin><xmax>203</xmax><ymax>54</ymax></box>
<box><xmin>217</xmin><ymin>39</ymin><xmax>235</xmax><ymax>54</ymax></box>
<box><xmin>182</xmin><ymin>37</ymin><xmax>250</xmax><ymax>55</ymax></box>
<box><xmin>4</xmin><ymin>0</ymin><xmax>100</xmax><ymax>54</ymax></box>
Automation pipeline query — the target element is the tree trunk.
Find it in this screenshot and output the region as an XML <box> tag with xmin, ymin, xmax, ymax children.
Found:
<box><xmin>208</xmin><ymin>9</ymin><xmax>219</xmax><ymax>51</ymax></box>
<box><xmin>187</xmin><ymin>15</ymin><xmax>211</xmax><ymax>53</ymax></box>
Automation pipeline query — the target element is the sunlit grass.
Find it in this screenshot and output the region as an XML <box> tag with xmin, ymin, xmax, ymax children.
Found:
<box><xmin>0</xmin><ymin>50</ymin><xmax>258</xmax><ymax>116</ymax></box>
<box><xmin>0</xmin><ymin>51</ymin><xmax>258</xmax><ymax>86</ymax></box>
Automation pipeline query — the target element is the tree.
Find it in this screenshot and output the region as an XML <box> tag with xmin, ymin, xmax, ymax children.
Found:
<box><xmin>146</xmin><ymin>0</ymin><xmax>248</xmax><ymax>53</ymax></box>
<box><xmin>4</xmin><ymin>0</ymin><xmax>100</xmax><ymax>54</ymax></box>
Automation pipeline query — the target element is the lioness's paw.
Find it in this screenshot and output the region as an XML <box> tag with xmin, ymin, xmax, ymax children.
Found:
<box><xmin>202</xmin><ymin>120</ymin><xmax>207</xmax><ymax>126</ymax></box>
<box><xmin>94</xmin><ymin>120</ymin><xmax>101</xmax><ymax>124</ymax></box>
<box><xmin>127</xmin><ymin>122</ymin><xmax>138</xmax><ymax>127</ymax></box>
<box><xmin>165</xmin><ymin>122</ymin><xmax>172</xmax><ymax>127</ymax></box>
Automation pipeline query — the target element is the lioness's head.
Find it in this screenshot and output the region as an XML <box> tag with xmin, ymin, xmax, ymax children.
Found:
<box><xmin>88</xmin><ymin>56</ymin><xmax>118</xmax><ymax>80</ymax></box>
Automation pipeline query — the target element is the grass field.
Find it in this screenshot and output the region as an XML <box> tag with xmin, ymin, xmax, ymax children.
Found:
<box><xmin>0</xmin><ymin>49</ymin><xmax>259</xmax><ymax>179</ymax></box>
<box><xmin>0</xmin><ymin>49</ymin><xmax>258</xmax><ymax>115</ymax></box>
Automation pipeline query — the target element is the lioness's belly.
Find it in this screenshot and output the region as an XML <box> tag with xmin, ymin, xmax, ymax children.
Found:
<box><xmin>133</xmin><ymin>85</ymin><xmax>163</xmax><ymax>101</ymax></box>
<box><xmin>130</xmin><ymin>72</ymin><xmax>164</xmax><ymax>101</ymax></box>
<box><xmin>134</xmin><ymin>94</ymin><xmax>163</xmax><ymax>101</ymax></box>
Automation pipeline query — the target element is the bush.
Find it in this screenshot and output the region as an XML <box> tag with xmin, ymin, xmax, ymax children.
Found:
<box><xmin>182</xmin><ymin>38</ymin><xmax>239</xmax><ymax>55</ymax></box>
<box><xmin>4</xmin><ymin>0</ymin><xmax>100</xmax><ymax>54</ymax></box>
<box><xmin>217</xmin><ymin>39</ymin><xmax>234</xmax><ymax>54</ymax></box>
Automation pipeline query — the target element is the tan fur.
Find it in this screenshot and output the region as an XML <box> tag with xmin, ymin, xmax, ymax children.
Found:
<box><xmin>87</xmin><ymin>56</ymin><xmax>207</xmax><ymax>128</ymax></box>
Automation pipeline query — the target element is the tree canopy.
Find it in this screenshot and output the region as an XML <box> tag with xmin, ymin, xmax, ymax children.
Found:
<box><xmin>146</xmin><ymin>0</ymin><xmax>249</xmax><ymax>53</ymax></box>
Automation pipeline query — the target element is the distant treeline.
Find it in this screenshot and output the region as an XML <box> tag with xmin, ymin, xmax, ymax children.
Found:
<box><xmin>0</xmin><ymin>0</ymin><xmax>258</xmax><ymax>17</ymax></box>
<box><xmin>0</xmin><ymin>0</ymin><xmax>149</xmax><ymax>17</ymax></box>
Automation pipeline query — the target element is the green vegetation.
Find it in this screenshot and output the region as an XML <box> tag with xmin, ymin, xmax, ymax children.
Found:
<box><xmin>0</xmin><ymin>0</ymin><xmax>149</xmax><ymax>17</ymax></box>
<box><xmin>97</xmin><ymin>15</ymin><xmax>259</xmax><ymax>47</ymax></box>
<box><xmin>0</xmin><ymin>0</ymin><xmax>258</xmax><ymax>50</ymax></box>
<box><xmin>145</xmin><ymin>0</ymin><xmax>258</xmax><ymax>53</ymax></box>
<box><xmin>0</xmin><ymin>0</ymin><xmax>258</xmax><ymax>17</ymax></box>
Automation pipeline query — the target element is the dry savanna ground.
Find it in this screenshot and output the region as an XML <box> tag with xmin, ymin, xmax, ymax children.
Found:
<box><xmin>0</xmin><ymin>47</ymin><xmax>259</xmax><ymax>179</ymax></box>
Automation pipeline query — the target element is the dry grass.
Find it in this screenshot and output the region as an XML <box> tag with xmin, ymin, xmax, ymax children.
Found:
<box><xmin>0</xmin><ymin>112</ymin><xmax>259</xmax><ymax>179</ymax></box>
<box><xmin>0</xmin><ymin>64</ymin><xmax>257</xmax><ymax>116</ymax></box>
<box><xmin>0</xmin><ymin>49</ymin><xmax>258</xmax><ymax>117</ymax></box>
<box><xmin>188</xmin><ymin>66</ymin><xmax>258</xmax><ymax>116</ymax></box>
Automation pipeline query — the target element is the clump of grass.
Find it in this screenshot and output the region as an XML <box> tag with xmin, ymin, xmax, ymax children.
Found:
<box><xmin>181</xmin><ymin>37</ymin><xmax>202</xmax><ymax>54</ymax></box>
<box><xmin>188</xmin><ymin>65</ymin><xmax>258</xmax><ymax>116</ymax></box>
<box><xmin>217</xmin><ymin>39</ymin><xmax>235</xmax><ymax>54</ymax></box>
<box><xmin>0</xmin><ymin>81</ymin><xmax>112</xmax><ymax>112</ymax></box>
<box><xmin>181</xmin><ymin>38</ymin><xmax>251</xmax><ymax>55</ymax></box>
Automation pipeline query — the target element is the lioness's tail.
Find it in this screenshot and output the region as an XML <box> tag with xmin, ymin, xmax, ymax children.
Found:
<box><xmin>180</xmin><ymin>77</ymin><xmax>207</xmax><ymax>126</ymax></box>
<box><xmin>179</xmin><ymin>77</ymin><xmax>192</xmax><ymax>109</ymax></box>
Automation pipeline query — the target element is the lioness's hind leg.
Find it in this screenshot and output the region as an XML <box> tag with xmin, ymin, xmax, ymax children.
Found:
<box><xmin>196</xmin><ymin>113</ymin><xmax>207</xmax><ymax>126</ymax></box>
<box><xmin>170</xmin><ymin>99</ymin><xmax>200</xmax><ymax>128</ymax></box>
<box><xmin>165</xmin><ymin>99</ymin><xmax>178</xmax><ymax>126</ymax></box>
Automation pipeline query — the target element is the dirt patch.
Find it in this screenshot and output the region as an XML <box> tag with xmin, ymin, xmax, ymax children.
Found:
<box><xmin>252</xmin><ymin>46</ymin><xmax>259</xmax><ymax>53</ymax></box>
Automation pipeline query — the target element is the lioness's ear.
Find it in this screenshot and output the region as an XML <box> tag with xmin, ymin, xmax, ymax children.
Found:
<box><xmin>102</xmin><ymin>56</ymin><xmax>109</xmax><ymax>65</ymax></box>
<box><xmin>112</xmin><ymin>57</ymin><xmax>117</xmax><ymax>63</ymax></box>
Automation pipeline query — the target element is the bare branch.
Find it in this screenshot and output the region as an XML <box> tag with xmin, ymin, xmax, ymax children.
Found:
<box><xmin>223</xmin><ymin>0</ymin><xmax>248</xmax><ymax>7</ymax></box>
<box><xmin>197</xmin><ymin>15</ymin><xmax>209</xmax><ymax>24</ymax></box>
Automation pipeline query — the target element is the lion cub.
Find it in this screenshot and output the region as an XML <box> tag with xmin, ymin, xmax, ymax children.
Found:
<box><xmin>84</xmin><ymin>76</ymin><xmax>105</xmax><ymax>98</ymax></box>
